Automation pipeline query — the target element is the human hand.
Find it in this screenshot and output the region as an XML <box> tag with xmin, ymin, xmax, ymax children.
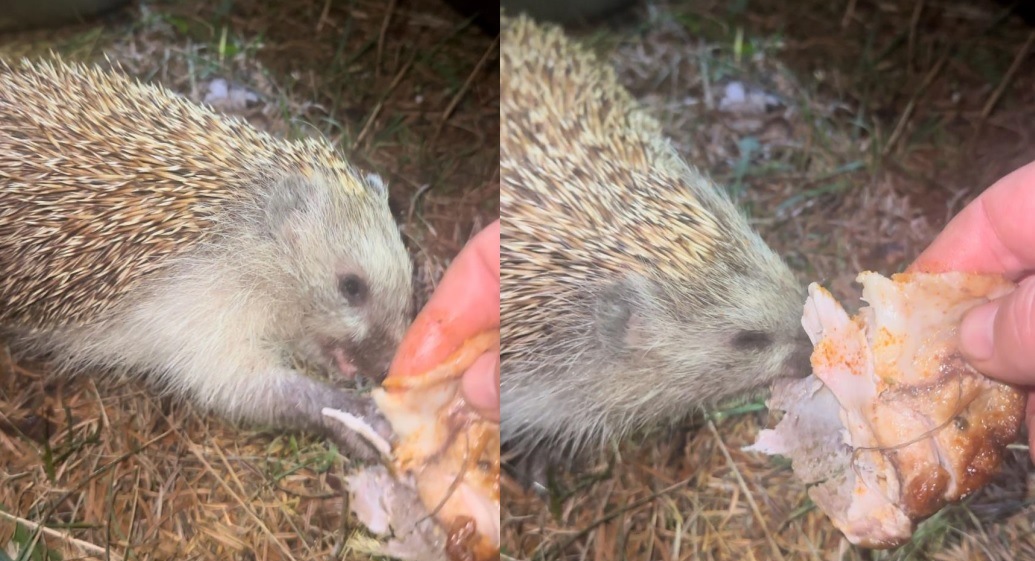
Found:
<box><xmin>389</xmin><ymin>220</ymin><xmax>500</xmax><ymax>422</ymax></box>
<box><xmin>910</xmin><ymin>159</ymin><xmax>1035</xmax><ymax>459</ymax></box>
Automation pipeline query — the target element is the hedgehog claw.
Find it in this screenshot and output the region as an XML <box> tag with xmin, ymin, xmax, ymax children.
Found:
<box><xmin>503</xmin><ymin>448</ymin><xmax>555</xmax><ymax>498</ymax></box>
<box><xmin>320</xmin><ymin>391</ymin><xmax>393</xmax><ymax>462</ymax></box>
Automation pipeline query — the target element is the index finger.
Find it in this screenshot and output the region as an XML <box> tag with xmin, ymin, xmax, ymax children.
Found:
<box><xmin>910</xmin><ymin>160</ymin><xmax>1035</xmax><ymax>276</ymax></box>
<box><xmin>389</xmin><ymin>220</ymin><xmax>500</xmax><ymax>378</ymax></box>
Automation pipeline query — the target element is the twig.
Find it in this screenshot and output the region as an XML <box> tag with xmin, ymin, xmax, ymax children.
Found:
<box><xmin>907</xmin><ymin>0</ymin><xmax>924</xmax><ymax>74</ymax></box>
<box><xmin>376</xmin><ymin>0</ymin><xmax>398</xmax><ymax>80</ymax></box>
<box><xmin>981</xmin><ymin>28</ymin><xmax>1035</xmax><ymax>118</ymax></box>
<box><xmin>188</xmin><ymin>443</ymin><xmax>298</xmax><ymax>561</ymax></box>
<box><xmin>353</xmin><ymin>50</ymin><xmax>418</xmax><ymax>149</ymax></box>
<box><xmin>698</xmin><ymin>39</ymin><xmax>713</xmax><ymax>110</ymax></box>
<box><xmin>841</xmin><ymin>0</ymin><xmax>858</xmax><ymax>28</ymax></box>
<box><xmin>315</xmin><ymin>0</ymin><xmax>333</xmax><ymax>33</ymax></box>
<box><xmin>434</xmin><ymin>34</ymin><xmax>500</xmax><ymax>142</ymax></box>
<box><xmin>407</xmin><ymin>182</ymin><xmax>434</xmax><ymax>223</ymax></box>
<box><xmin>209</xmin><ymin>441</ymin><xmax>316</xmax><ymax>556</ymax></box>
<box><xmin>552</xmin><ymin>477</ymin><xmax>692</xmax><ymax>555</ymax></box>
<box><xmin>0</xmin><ymin>509</ymin><xmax>122</xmax><ymax>560</ymax></box>
<box><xmin>707</xmin><ymin>420</ymin><xmax>786</xmax><ymax>561</ymax></box>
<box><xmin>43</xmin><ymin>430</ymin><xmax>169</xmax><ymax>526</ymax></box>
<box><xmin>882</xmin><ymin>53</ymin><xmax>948</xmax><ymax>156</ymax></box>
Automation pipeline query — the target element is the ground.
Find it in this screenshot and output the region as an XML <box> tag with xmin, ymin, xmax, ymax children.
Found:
<box><xmin>502</xmin><ymin>1</ymin><xmax>1035</xmax><ymax>560</ymax></box>
<box><xmin>0</xmin><ymin>1</ymin><xmax>498</xmax><ymax>560</ymax></box>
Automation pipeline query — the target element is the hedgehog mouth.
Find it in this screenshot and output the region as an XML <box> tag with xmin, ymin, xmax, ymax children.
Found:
<box><xmin>322</xmin><ymin>342</ymin><xmax>387</xmax><ymax>382</ymax></box>
<box><xmin>327</xmin><ymin>346</ymin><xmax>359</xmax><ymax>378</ymax></box>
<box><xmin>318</xmin><ymin>334</ymin><xmax>395</xmax><ymax>383</ymax></box>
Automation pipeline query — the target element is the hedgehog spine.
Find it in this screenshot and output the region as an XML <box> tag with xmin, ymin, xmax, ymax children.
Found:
<box><xmin>500</xmin><ymin>16</ymin><xmax>811</xmax><ymax>465</ymax></box>
<box><xmin>0</xmin><ymin>58</ymin><xmax>414</xmax><ymax>456</ymax></box>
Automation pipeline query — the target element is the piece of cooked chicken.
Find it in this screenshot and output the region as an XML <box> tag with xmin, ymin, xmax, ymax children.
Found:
<box><xmin>748</xmin><ymin>271</ymin><xmax>1025</xmax><ymax>548</ymax></box>
<box><xmin>324</xmin><ymin>330</ymin><xmax>500</xmax><ymax>561</ymax></box>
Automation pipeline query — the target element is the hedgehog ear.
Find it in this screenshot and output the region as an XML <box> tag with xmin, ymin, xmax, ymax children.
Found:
<box><xmin>364</xmin><ymin>172</ymin><xmax>389</xmax><ymax>200</ymax></box>
<box><xmin>264</xmin><ymin>175</ymin><xmax>326</xmax><ymax>244</ymax></box>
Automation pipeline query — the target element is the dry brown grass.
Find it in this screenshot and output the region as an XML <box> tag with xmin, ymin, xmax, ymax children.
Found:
<box><xmin>0</xmin><ymin>0</ymin><xmax>498</xmax><ymax>559</ymax></box>
<box><xmin>502</xmin><ymin>1</ymin><xmax>1035</xmax><ymax>559</ymax></box>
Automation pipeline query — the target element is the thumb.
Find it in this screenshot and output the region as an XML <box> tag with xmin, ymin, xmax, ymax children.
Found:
<box><xmin>388</xmin><ymin>220</ymin><xmax>500</xmax><ymax>378</ymax></box>
<box><xmin>461</xmin><ymin>352</ymin><xmax>500</xmax><ymax>423</ymax></box>
<box><xmin>960</xmin><ymin>276</ymin><xmax>1035</xmax><ymax>386</ymax></box>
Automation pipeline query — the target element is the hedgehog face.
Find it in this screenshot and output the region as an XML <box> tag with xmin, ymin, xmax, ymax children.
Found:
<box><xmin>265</xmin><ymin>172</ymin><xmax>413</xmax><ymax>381</ymax></box>
<box><xmin>501</xmin><ymin>261</ymin><xmax>812</xmax><ymax>454</ymax></box>
<box><xmin>587</xmin><ymin>264</ymin><xmax>811</xmax><ymax>411</ymax></box>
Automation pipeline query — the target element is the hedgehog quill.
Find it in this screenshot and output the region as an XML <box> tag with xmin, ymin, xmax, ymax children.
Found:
<box><xmin>500</xmin><ymin>16</ymin><xmax>811</xmax><ymax>472</ymax></box>
<box><xmin>0</xmin><ymin>58</ymin><xmax>413</xmax><ymax>458</ymax></box>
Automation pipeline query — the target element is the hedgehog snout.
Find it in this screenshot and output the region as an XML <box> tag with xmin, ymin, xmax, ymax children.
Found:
<box><xmin>317</xmin><ymin>322</ymin><xmax>399</xmax><ymax>383</ymax></box>
<box><xmin>782</xmin><ymin>329</ymin><xmax>813</xmax><ymax>378</ymax></box>
<box><xmin>727</xmin><ymin>326</ymin><xmax>812</xmax><ymax>380</ymax></box>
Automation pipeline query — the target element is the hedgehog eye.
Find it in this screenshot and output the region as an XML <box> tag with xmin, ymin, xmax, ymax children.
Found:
<box><xmin>731</xmin><ymin>330</ymin><xmax>773</xmax><ymax>350</ymax></box>
<box><xmin>338</xmin><ymin>274</ymin><xmax>368</xmax><ymax>306</ymax></box>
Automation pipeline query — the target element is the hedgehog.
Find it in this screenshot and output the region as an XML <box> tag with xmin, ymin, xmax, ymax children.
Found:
<box><xmin>500</xmin><ymin>16</ymin><xmax>812</xmax><ymax>471</ymax></box>
<box><xmin>0</xmin><ymin>58</ymin><xmax>413</xmax><ymax>458</ymax></box>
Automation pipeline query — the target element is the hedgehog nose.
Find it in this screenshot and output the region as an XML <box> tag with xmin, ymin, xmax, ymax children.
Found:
<box><xmin>784</xmin><ymin>331</ymin><xmax>813</xmax><ymax>378</ymax></box>
<box><xmin>352</xmin><ymin>323</ymin><xmax>401</xmax><ymax>382</ymax></box>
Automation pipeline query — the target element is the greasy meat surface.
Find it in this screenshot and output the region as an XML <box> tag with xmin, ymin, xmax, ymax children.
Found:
<box><xmin>345</xmin><ymin>465</ymin><xmax>448</xmax><ymax>560</ymax></box>
<box><xmin>325</xmin><ymin>330</ymin><xmax>500</xmax><ymax>561</ymax></box>
<box><xmin>748</xmin><ymin>272</ymin><xmax>1025</xmax><ymax>548</ymax></box>
<box><xmin>374</xmin><ymin>330</ymin><xmax>501</xmax><ymax>561</ymax></box>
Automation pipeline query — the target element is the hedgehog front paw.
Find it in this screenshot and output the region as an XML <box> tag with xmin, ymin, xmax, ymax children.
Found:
<box><xmin>503</xmin><ymin>445</ymin><xmax>566</xmax><ymax>499</ymax></box>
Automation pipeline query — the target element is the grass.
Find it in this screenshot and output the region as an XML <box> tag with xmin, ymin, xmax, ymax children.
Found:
<box><xmin>0</xmin><ymin>0</ymin><xmax>497</xmax><ymax>559</ymax></box>
<box><xmin>501</xmin><ymin>0</ymin><xmax>1035</xmax><ymax>559</ymax></box>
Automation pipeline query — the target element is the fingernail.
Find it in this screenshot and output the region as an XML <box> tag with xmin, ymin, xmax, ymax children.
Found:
<box><xmin>960</xmin><ymin>301</ymin><xmax>998</xmax><ymax>362</ymax></box>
